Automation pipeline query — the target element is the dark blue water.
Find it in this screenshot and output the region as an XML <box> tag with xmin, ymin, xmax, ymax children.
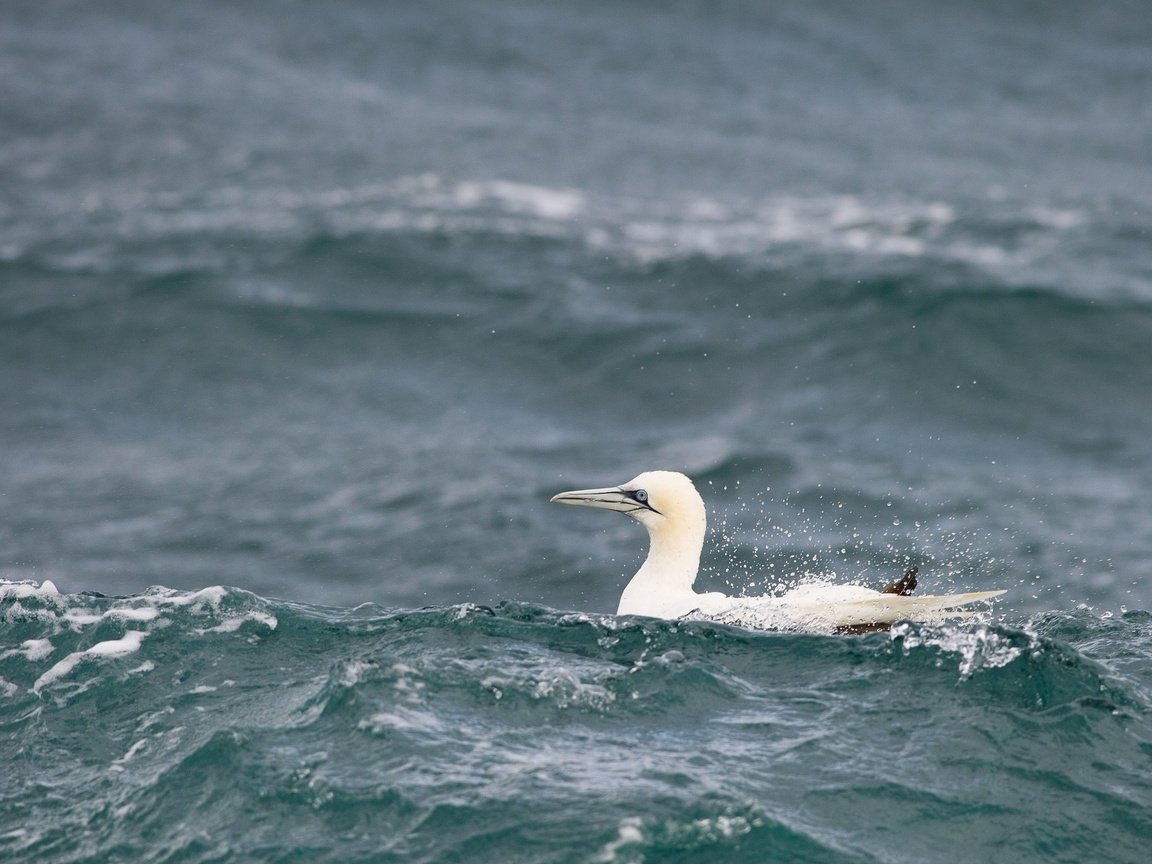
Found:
<box><xmin>3</xmin><ymin>1</ymin><xmax>1152</xmax><ymax>860</ymax></box>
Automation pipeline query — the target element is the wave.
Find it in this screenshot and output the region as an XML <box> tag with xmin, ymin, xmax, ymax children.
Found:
<box><xmin>3</xmin><ymin>581</ymin><xmax>1149</xmax><ymax>728</ymax></box>
<box><xmin>5</xmin><ymin>580</ymin><xmax>1148</xmax><ymax>716</ymax></box>
<box><xmin>4</xmin><ymin>173</ymin><xmax>1150</xmax><ymax>321</ymax></box>
<box><xmin>3</xmin><ymin>581</ymin><xmax>1152</xmax><ymax>862</ymax></box>
<box><xmin>7</xmin><ymin>173</ymin><xmax>1151</xmax><ymax>408</ymax></box>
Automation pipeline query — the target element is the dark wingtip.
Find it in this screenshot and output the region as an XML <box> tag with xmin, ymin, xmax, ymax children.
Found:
<box><xmin>881</xmin><ymin>566</ymin><xmax>919</xmax><ymax>596</ymax></box>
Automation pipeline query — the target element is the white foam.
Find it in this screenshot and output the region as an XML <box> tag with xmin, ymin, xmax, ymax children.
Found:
<box><xmin>107</xmin><ymin>607</ymin><xmax>162</xmax><ymax>623</ymax></box>
<box><xmin>2</xmin><ymin>582</ymin><xmax>255</xmax><ymax>643</ymax></box>
<box><xmin>451</xmin><ymin>603</ymin><xmax>485</xmax><ymax>621</ymax></box>
<box><xmin>0</xmin><ymin>579</ymin><xmax>59</xmax><ymax>600</ymax></box>
<box><xmin>86</xmin><ymin>632</ymin><xmax>148</xmax><ymax>657</ymax></box>
<box><xmin>357</xmin><ymin>706</ymin><xmax>444</xmax><ymax>734</ymax></box>
<box><xmin>39</xmin><ymin>172</ymin><xmax>1128</xmax><ymax>299</ymax></box>
<box><xmin>109</xmin><ymin>738</ymin><xmax>149</xmax><ymax>772</ymax></box>
<box><xmin>891</xmin><ymin>622</ymin><xmax>1026</xmax><ymax>678</ymax></box>
<box><xmin>33</xmin><ymin>630</ymin><xmax>148</xmax><ymax>692</ymax></box>
<box><xmin>0</xmin><ymin>639</ymin><xmax>55</xmax><ymax>662</ymax></box>
<box><xmin>62</xmin><ymin>610</ymin><xmax>104</xmax><ymax>626</ymax></box>
<box><xmin>592</xmin><ymin>817</ymin><xmax>645</xmax><ymax>863</ymax></box>
<box><xmin>613</xmin><ymin>194</ymin><xmax>967</xmax><ymax>264</ymax></box>
<box><xmin>21</xmin><ymin>639</ymin><xmax>54</xmax><ymax>661</ymax></box>
<box><xmin>136</xmin><ymin>705</ymin><xmax>175</xmax><ymax>733</ymax></box>
<box><xmin>336</xmin><ymin>659</ymin><xmax>376</xmax><ymax>688</ymax></box>
<box><xmin>148</xmin><ymin>585</ymin><xmax>229</xmax><ymax>609</ymax></box>
<box><xmin>451</xmin><ymin>180</ymin><xmax>585</xmax><ymax>220</ymax></box>
<box><xmin>194</xmin><ymin>610</ymin><xmax>278</xmax><ymax>634</ymax></box>
<box><xmin>690</xmin><ymin>815</ymin><xmax>755</xmax><ymax>841</ymax></box>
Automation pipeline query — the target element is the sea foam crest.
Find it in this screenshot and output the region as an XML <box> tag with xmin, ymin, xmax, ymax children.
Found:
<box><xmin>0</xmin><ymin>579</ymin><xmax>61</xmax><ymax>600</ymax></box>
<box><xmin>1</xmin><ymin>580</ymin><xmax>278</xmax><ymax>696</ymax></box>
<box><xmin>890</xmin><ymin>621</ymin><xmax>1029</xmax><ymax>677</ymax></box>
<box><xmin>592</xmin><ymin>809</ymin><xmax>763</xmax><ymax>863</ymax></box>
<box><xmin>33</xmin><ymin>630</ymin><xmax>149</xmax><ymax>692</ymax></box>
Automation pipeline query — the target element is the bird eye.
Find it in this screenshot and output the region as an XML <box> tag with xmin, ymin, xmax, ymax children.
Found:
<box><xmin>633</xmin><ymin>489</ymin><xmax>648</xmax><ymax>504</ymax></box>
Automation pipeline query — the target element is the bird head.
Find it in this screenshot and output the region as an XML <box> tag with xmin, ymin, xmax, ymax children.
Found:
<box><xmin>550</xmin><ymin>470</ymin><xmax>706</xmax><ymax>539</ymax></box>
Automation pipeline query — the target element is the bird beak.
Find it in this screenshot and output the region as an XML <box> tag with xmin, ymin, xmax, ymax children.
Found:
<box><xmin>550</xmin><ymin>485</ymin><xmax>637</xmax><ymax>513</ymax></box>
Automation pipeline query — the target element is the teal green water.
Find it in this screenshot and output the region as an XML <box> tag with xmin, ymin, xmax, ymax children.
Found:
<box><xmin>3</xmin><ymin>583</ymin><xmax>1151</xmax><ymax>863</ymax></box>
<box><xmin>4</xmin><ymin>0</ymin><xmax>1152</xmax><ymax>860</ymax></box>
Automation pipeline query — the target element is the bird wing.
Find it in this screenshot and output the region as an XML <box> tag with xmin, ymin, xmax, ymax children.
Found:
<box><xmin>787</xmin><ymin>589</ymin><xmax>1007</xmax><ymax>627</ymax></box>
<box><xmin>705</xmin><ymin>588</ymin><xmax>1006</xmax><ymax>630</ymax></box>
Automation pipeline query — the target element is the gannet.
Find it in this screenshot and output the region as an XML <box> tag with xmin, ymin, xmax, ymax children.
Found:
<box><xmin>551</xmin><ymin>470</ymin><xmax>1006</xmax><ymax>631</ymax></box>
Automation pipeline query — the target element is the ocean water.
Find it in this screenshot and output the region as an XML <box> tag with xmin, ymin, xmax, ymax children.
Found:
<box><xmin>4</xmin><ymin>583</ymin><xmax>1152</xmax><ymax>863</ymax></box>
<box><xmin>3</xmin><ymin>0</ymin><xmax>1152</xmax><ymax>861</ymax></box>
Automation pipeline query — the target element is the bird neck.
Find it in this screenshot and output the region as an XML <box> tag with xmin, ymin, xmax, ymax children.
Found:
<box><xmin>617</xmin><ymin>515</ymin><xmax>705</xmax><ymax>616</ymax></box>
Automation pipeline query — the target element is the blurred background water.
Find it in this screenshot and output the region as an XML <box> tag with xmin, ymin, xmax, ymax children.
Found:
<box><xmin>3</xmin><ymin>1</ymin><xmax>1152</xmax><ymax>861</ymax></box>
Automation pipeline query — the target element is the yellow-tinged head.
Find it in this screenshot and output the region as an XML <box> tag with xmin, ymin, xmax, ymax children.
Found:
<box><xmin>550</xmin><ymin>470</ymin><xmax>706</xmax><ymax>542</ymax></box>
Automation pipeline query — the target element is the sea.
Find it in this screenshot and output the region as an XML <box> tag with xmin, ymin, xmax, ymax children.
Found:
<box><xmin>3</xmin><ymin>1</ymin><xmax>1152</xmax><ymax>861</ymax></box>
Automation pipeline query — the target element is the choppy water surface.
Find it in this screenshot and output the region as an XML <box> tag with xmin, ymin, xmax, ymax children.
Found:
<box><xmin>3</xmin><ymin>582</ymin><xmax>1152</xmax><ymax>863</ymax></box>
<box><xmin>3</xmin><ymin>0</ymin><xmax>1152</xmax><ymax>861</ymax></box>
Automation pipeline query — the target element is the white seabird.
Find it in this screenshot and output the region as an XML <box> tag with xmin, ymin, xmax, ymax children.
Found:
<box><xmin>551</xmin><ymin>470</ymin><xmax>1006</xmax><ymax>631</ymax></box>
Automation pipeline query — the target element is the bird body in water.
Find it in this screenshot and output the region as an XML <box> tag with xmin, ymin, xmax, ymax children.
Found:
<box><xmin>551</xmin><ymin>471</ymin><xmax>1005</xmax><ymax>631</ymax></box>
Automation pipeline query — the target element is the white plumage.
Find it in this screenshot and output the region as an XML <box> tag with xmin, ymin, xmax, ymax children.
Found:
<box><xmin>551</xmin><ymin>470</ymin><xmax>1005</xmax><ymax>631</ymax></box>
